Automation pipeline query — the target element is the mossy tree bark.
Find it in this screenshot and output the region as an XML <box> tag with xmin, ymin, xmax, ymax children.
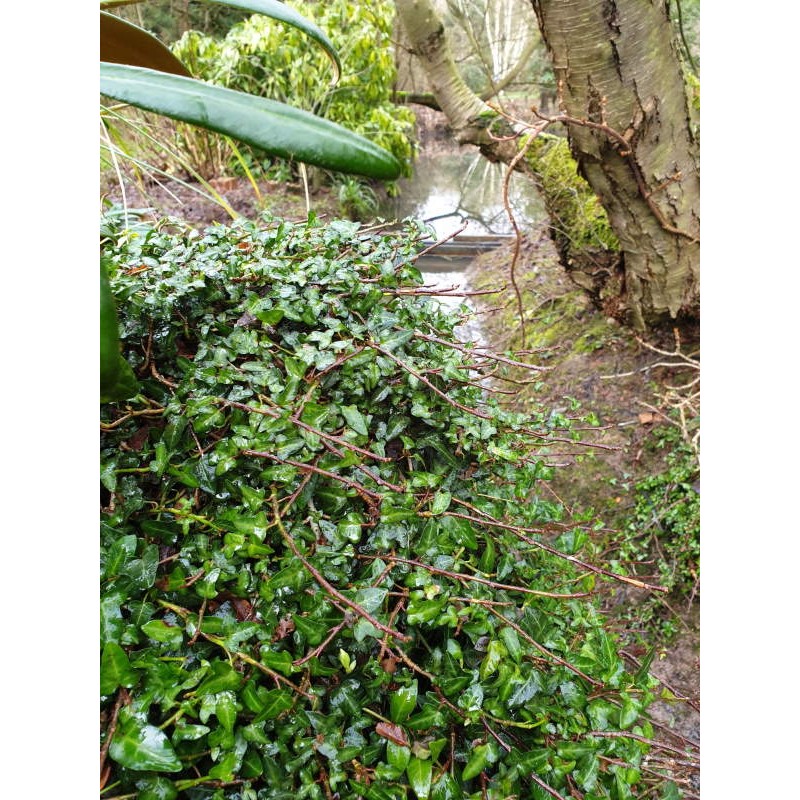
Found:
<box><xmin>530</xmin><ymin>0</ymin><xmax>699</xmax><ymax>328</ymax></box>
<box><xmin>395</xmin><ymin>0</ymin><xmax>699</xmax><ymax>330</ymax></box>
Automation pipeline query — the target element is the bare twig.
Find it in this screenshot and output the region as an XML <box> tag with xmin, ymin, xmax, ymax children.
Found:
<box><xmin>100</xmin><ymin>689</ymin><xmax>128</xmax><ymax>782</ymax></box>
<box><xmin>271</xmin><ymin>493</ymin><xmax>410</xmax><ymax>642</ymax></box>
<box><xmin>485</xmin><ymin>606</ymin><xmax>602</xmax><ymax>687</ymax></box>
<box><xmin>411</xmin><ymin>220</ymin><xmax>469</xmax><ymax>261</ymax></box>
<box><xmin>215</xmin><ymin>397</ymin><xmax>390</xmax><ymax>462</ymax></box>
<box><xmin>368</xmin><ymin>343</ymin><xmax>494</xmax><ymax>420</ymax></box>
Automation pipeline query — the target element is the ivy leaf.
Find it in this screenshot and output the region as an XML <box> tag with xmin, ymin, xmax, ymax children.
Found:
<box><xmin>135</xmin><ymin>776</ymin><xmax>178</xmax><ymax>800</ymax></box>
<box><xmin>109</xmin><ymin>709</ymin><xmax>182</xmax><ymax>772</ymax></box>
<box><xmin>194</xmin><ymin>660</ymin><xmax>244</xmax><ymax>696</ymax></box>
<box><xmin>341</xmin><ymin>404</ymin><xmax>369</xmax><ymax>435</ymax></box>
<box><xmin>141</xmin><ymin>619</ymin><xmax>183</xmax><ymax>648</ymax></box>
<box><xmin>100</xmin><ymin>642</ymin><xmax>138</xmax><ymax>695</ymax></box>
<box><xmin>390</xmin><ymin>680</ymin><xmax>418</xmax><ymax>723</ymax></box>
<box><xmin>407</xmin><ymin>756</ymin><xmax>433</xmax><ymax>800</ymax></box>
<box><xmin>431</xmin><ymin>773</ymin><xmax>464</xmax><ymax>800</ymax></box>
<box><xmin>479</xmin><ymin>639</ymin><xmax>507</xmax><ymax>681</ymax></box>
<box><xmin>461</xmin><ymin>743</ymin><xmax>491</xmax><ymax>782</ymax></box>
<box><xmin>430</xmin><ymin>491</ymin><xmax>452</xmax><ymax>515</ymax></box>
<box><xmin>253</xmin><ymin>689</ymin><xmax>293</xmax><ymax>722</ymax></box>
<box><xmin>387</xmin><ymin>741</ymin><xmax>411</xmax><ymax>772</ymax></box>
<box><xmin>660</xmin><ymin>782</ymin><xmax>682</xmax><ymax>800</ymax></box>
<box><xmin>499</xmin><ymin>627</ymin><xmax>522</xmax><ymax>663</ymax></box>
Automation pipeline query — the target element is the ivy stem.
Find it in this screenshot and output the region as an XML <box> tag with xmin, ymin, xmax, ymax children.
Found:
<box><xmin>270</xmin><ymin>492</ymin><xmax>411</xmax><ymax>642</ymax></box>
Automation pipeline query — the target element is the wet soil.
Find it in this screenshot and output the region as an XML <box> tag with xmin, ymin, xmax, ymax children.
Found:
<box><xmin>102</xmin><ymin>174</ymin><xmax>341</xmax><ymax>227</ymax></box>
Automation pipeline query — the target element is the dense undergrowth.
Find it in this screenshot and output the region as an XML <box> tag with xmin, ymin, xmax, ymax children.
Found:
<box><xmin>100</xmin><ymin>211</ymin><xmax>686</xmax><ymax>799</ymax></box>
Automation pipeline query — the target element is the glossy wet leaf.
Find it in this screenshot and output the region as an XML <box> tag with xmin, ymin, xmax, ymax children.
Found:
<box><xmin>430</xmin><ymin>490</ymin><xmax>452</xmax><ymax>515</ymax></box>
<box><xmin>100</xmin><ymin>64</ymin><xmax>402</xmax><ymax>180</ymax></box>
<box><xmin>141</xmin><ymin>620</ymin><xmax>184</xmax><ymax>648</ymax></box>
<box><xmin>100</xmin><ymin>642</ymin><xmax>138</xmax><ymax>695</ymax></box>
<box><xmin>171</xmin><ymin>723</ymin><xmax>211</xmax><ymax>744</ymax></box>
<box><xmin>499</xmin><ymin>626</ymin><xmax>522</xmax><ymax>663</ymax></box>
<box><xmin>431</xmin><ymin>773</ymin><xmax>463</xmax><ymax>800</ymax></box>
<box><xmin>389</xmin><ymin>680</ymin><xmax>418</xmax><ymax>723</ymax></box>
<box><xmin>253</xmin><ymin>689</ymin><xmax>293</xmax><ymax>722</ymax></box>
<box><xmin>461</xmin><ymin>743</ymin><xmax>491</xmax><ymax>782</ymax></box>
<box><xmin>195</xmin><ymin>661</ymin><xmax>244</xmax><ymax>696</ymax></box>
<box><xmin>407</xmin><ymin>756</ymin><xmax>433</xmax><ymax>800</ymax></box>
<box><xmin>109</xmin><ymin>709</ymin><xmax>182</xmax><ymax>772</ymax></box>
<box><xmin>100</xmin><ymin>257</ymin><xmax>139</xmax><ymax>403</ymax></box>
<box><xmin>341</xmin><ymin>404</ymin><xmax>369</xmax><ymax>436</ymax></box>
<box><xmin>386</xmin><ymin>741</ymin><xmax>411</xmax><ymax>772</ymax></box>
<box><xmin>375</xmin><ymin>721</ymin><xmax>409</xmax><ymax>747</ymax></box>
<box><xmin>135</xmin><ymin>776</ymin><xmax>178</xmax><ymax>800</ymax></box>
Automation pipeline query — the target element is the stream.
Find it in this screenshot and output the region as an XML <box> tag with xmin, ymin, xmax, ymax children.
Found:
<box><xmin>377</xmin><ymin>148</ymin><xmax>545</xmax><ymax>344</ymax></box>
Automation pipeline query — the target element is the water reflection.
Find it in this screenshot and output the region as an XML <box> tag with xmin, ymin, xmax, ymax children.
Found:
<box><xmin>378</xmin><ymin>149</ymin><xmax>545</xmax><ymax>239</ymax></box>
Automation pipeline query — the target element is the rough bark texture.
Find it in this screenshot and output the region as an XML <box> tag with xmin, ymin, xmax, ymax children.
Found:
<box><xmin>530</xmin><ymin>0</ymin><xmax>699</xmax><ymax>328</ymax></box>
<box><xmin>395</xmin><ymin>0</ymin><xmax>699</xmax><ymax>330</ymax></box>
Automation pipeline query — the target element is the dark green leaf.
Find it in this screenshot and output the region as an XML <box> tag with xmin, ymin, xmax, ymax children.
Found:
<box><xmin>407</xmin><ymin>756</ymin><xmax>433</xmax><ymax>800</ymax></box>
<box><xmin>430</xmin><ymin>491</ymin><xmax>452</xmax><ymax>515</ymax></box>
<box><xmin>390</xmin><ymin>680</ymin><xmax>418</xmax><ymax>723</ymax></box>
<box><xmin>108</xmin><ymin>709</ymin><xmax>182</xmax><ymax>772</ymax></box>
<box><xmin>141</xmin><ymin>620</ymin><xmax>184</xmax><ymax>648</ymax></box>
<box><xmin>341</xmin><ymin>404</ymin><xmax>369</xmax><ymax>436</ymax></box>
<box><xmin>195</xmin><ymin>661</ymin><xmax>244</xmax><ymax>696</ymax></box>
<box><xmin>101</xmin><ymin>642</ymin><xmax>138</xmax><ymax>695</ymax></box>
<box><xmin>135</xmin><ymin>776</ymin><xmax>179</xmax><ymax>800</ymax></box>
<box><xmin>253</xmin><ymin>689</ymin><xmax>293</xmax><ymax>722</ymax></box>
<box><xmin>461</xmin><ymin>743</ymin><xmax>490</xmax><ymax>782</ymax></box>
<box><xmin>100</xmin><ymin>64</ymin><xmax>402</xmax><ymax>180</ymax></box>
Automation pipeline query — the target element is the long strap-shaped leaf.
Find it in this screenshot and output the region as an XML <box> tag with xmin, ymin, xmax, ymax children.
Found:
<box><xmin>100</xmin><ymin>63</ymin><xmax>402</xmax><ymax>180</ymax></box>
<box><xmin>100</xmin><ymin>0</ymin><xmax>341</xmax><ymax>83</ymax></box>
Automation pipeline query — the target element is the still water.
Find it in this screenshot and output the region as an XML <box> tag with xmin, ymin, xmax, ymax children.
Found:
<box><xmin>379</xmin><ymin>149</ymin><xmax>545</xmax><ymax>240</ymax></box>
<box><xmin>378</xmin><ymin>150</ymin><xmax>545</xmax><ymax>344</ymax></box>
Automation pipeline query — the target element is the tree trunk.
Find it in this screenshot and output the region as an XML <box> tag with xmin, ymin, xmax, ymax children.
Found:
<box><xmin>395</xmin><ymin>0</ymin><xmax>699</xmax><ymax>330</ymax></box>
<box><xmin>530</xmin><ymin>0</ymin><xmax>699</xmax><ymax>328</ymax></box>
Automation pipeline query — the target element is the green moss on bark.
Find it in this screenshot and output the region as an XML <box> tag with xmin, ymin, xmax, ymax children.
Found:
<box><xmin>524</xmin><ymin>133</ymin><xmax>619</xmax><ymax>261</ymax></box>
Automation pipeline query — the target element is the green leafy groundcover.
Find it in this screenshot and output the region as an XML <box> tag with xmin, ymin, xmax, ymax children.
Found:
<box><xmin>100</xmin><ymin>212</ymin><xmax>674</xmax><ymax>799</ymax></box>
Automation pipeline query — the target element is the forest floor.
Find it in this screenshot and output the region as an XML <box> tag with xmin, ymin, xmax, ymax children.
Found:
<box><xmin>103</xmin><ymin>117</ymin><xmax>699</xmax><ymax>792</ymax></box>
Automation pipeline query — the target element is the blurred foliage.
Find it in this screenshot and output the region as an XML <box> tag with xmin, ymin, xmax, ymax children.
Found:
<box><xmin>168</xmin><ymin>0</ymin><xmax>416</xmax><ymax>180</ymax></box>
<box><xmin>114</xmin><ymin>0</ymin><xmax>246</xmax><ymax>43</ymax></box>
<box><xmin>335</xmin><ymin>177</ymin><xmax>379</xmax><ymax>221</ymax></box>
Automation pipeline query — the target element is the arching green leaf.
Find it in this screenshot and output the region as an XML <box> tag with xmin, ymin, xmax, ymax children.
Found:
<box><xmin>205</xmin><ymin>0</ymin><xmax>341</xmax><ymax>83</ymax></box>
<box><xmin>100</xmin><ymin>63</ymin><xmax>402</xmax><ymax>180</ymax></box>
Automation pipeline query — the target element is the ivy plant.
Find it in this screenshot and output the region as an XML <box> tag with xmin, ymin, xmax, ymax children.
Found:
<box><xmin>100</xmin><ymin>0</ymin><xmax>403</xmax><ymax>403</ymax></box>
<box><xmin>100</xmin><ymin>212</ymin><xmax>686</xmax><ymax>799</ymax></box>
